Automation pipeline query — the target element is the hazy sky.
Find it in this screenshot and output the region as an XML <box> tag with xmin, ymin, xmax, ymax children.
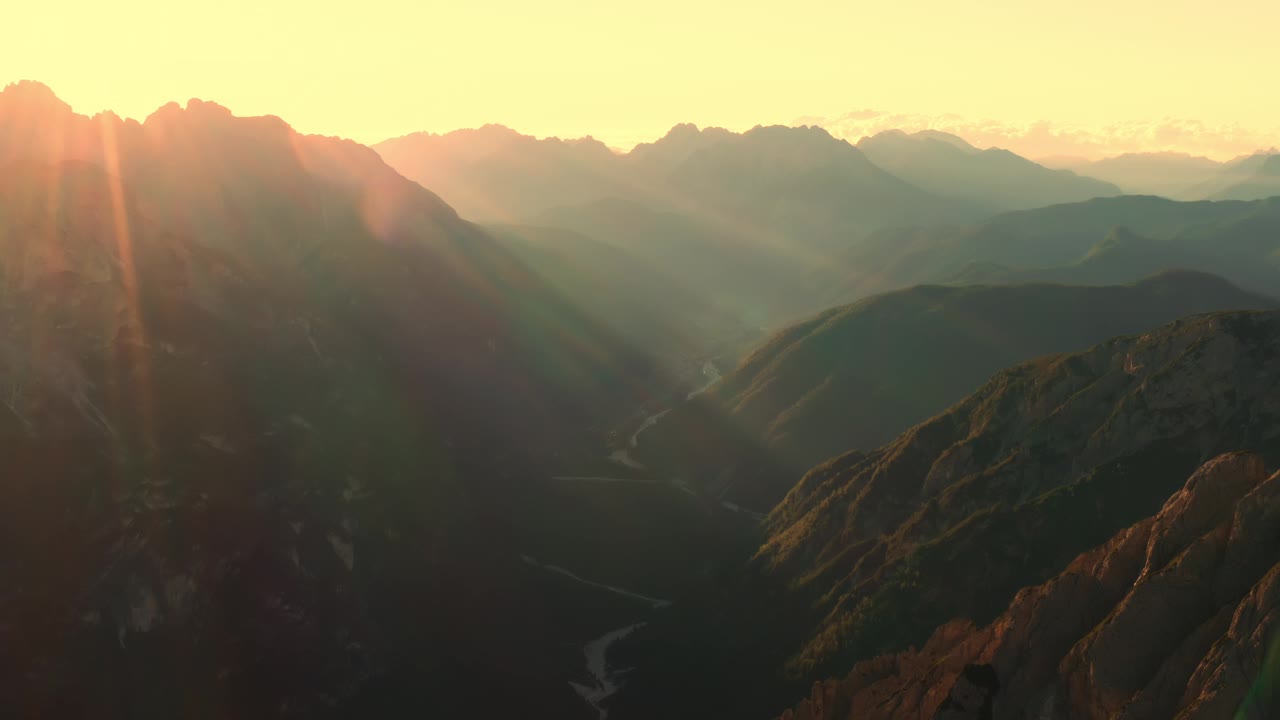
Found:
<box><xmin>5</xmin><ymin>0</ymin><xmax>1277</xmax><ymax>158</ymax></box>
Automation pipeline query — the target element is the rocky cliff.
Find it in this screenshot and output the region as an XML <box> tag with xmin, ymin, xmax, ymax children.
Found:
<box><xmin>780</xmin><ymin>451</ymin><xmax>1280</xmax><ymax>719</ymax></box>
<box><xmin>759</xmin><ymin>311</ymin><xmax>1280</xmax><ymax>680</ymax></box>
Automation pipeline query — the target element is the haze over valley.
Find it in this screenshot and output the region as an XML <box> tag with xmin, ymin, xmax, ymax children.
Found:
<box><xmin>5</xmin><ymin>2</ymin><xmax>1280</xmax><ymax>718</ymax></box>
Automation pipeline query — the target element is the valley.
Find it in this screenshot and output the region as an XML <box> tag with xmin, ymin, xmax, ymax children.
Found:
<box><xmin>3</xmin><ymin>71</ymin><xmax>1280</xmax><ymax>720</ymax></box>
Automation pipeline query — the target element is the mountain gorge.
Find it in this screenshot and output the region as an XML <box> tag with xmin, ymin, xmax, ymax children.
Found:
<box><xmin>4</xmin><ymin>75</ymin><xmax>1280</xmax><ymax>720</ymax></box>
<box><xmin>614</xmin><ymin>310</ymin><xmax>1280</xmax><ymax>720</ymax></box>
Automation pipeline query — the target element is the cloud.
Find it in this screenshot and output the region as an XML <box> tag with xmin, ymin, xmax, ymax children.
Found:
<box><xmin>797</xmin><ymin>110</ymin><xmax>1280</xmax><ymax>161</ymax></box>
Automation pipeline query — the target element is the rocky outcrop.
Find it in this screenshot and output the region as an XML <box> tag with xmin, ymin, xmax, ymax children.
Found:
<box><xmin>778</xmin><ymin>453</ymin><xmax>1280</xmax><ymax>719</ymax></box>
<box><xmin>757</xmin><ymin>311</ymin><xmax>1280</xmax><ymax>677</ymax></box>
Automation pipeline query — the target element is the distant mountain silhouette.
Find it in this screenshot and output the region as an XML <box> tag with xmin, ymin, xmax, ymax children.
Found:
<box><xmin>660</xmin><ymin>125</ymin><xmax>978</xmax><ymax>251</ymax></box>
<box><xmin>857</xmin><ymin>130</ymin><xmax>1121</xmax><ymax>211</ymax></box>
<box><xmin>380</xmin><ymin>123</ymin><xmax>987</xmax><ymax>326</ymax></box>
<box><xmin>1180</xmin><ymin>148</ymin><xmax>1280</xmax><ymax>199</ymax></box>
<box><xmin>625</xmin><ymin>122</ymin><xmax>737</xmax><ymax>173</ymax></box>
<box><xmin>1212</xmin><ymin>153</ymin><xmax>1280</xmax><ymax>200</ymax></box>
<box><xmin>1057</xmin><ymin>151</ymin><xmax>1223</xmax><ymax>198</ymax></box>
<box><xmin>826</xmin><ymin>194</ymin><xmax>1280</xmax><ymax>302</ymax></box>
<box><xmin>634</xmin><ymin>272</ymin><xmax>1276</xmax><ymax>510</ymax></box>
<box><xmin>374</xmin><ymin>124</ymin><xmax>625</xmax><ymax>222</ymax></box>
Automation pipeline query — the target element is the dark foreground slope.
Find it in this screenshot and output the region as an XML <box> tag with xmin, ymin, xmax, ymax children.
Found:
<box><xmin>636</xmin><ymin>272</ymin><xmax>1276</xmax><ymax>510</ymax></box>
<box><xmin>781</xmin><ymin>451</ymin><xmax>1280</xmax><ymax>720</ymax></box>
<box><xmin>0</xmin><ymin>82</ymin><xmax>672</xmax><ymax>718</ymax></box>
<box><xmin>613</xmin><ymin>311</ymin><xmax>1280</xmax><ymax>720</ymax></box>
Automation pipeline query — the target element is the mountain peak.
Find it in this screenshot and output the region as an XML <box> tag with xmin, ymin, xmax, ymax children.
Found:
<box><xmin>867</xmin><ymin>128</ymin><xmax>909</xmax><ymax>140</ymax></box>
<box><xmin>912</xmin><ymin>128</ymin><xmax>977</xmax><ymax>152</ymax></box>
<box><xmin>661</xmin><ymin>122</ymin><xmax>702</xmax><ymax>139</ymax></box>
<box><xmin>638</xmin><ymin>122</ymin><xmax>739</xmax><ymax>152</ymax></box>
<box><xmin>0</xmin><ymin>79</ymin><xmax>73</xmax><ymax>116</ymax></box>
<box><xmin>183</xmin><ymin>97</ymin><xmax>234</xmax><ymax>118</ymax></box>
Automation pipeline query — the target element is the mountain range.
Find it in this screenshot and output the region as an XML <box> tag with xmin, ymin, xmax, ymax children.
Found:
<box><xmin>856</xmin><ymin>129</ymin><xmax>1120</xmax><ymax>211</ymax></box>
<box><xmin>827</xmin><ymin>193</ymin><xmax>1280</xmax><ymax>304</ymax></box>
<box><xmin>1055</xmin><ymin>149</ymin><xmax>1280</xmax><ymax>200</ymax></box>
<box><xmin>5</xmin><ymin>78</ymin><xmax>1280</xmax><ymax>720</ymax></box>
<box><xmin>375</xmin><ymin>123</ymin><xmax>1129</xmax><ymax>329</ymax></box>
<box><xmin>1210</xmin><ymin>153</ymin><xmax>1280</xmax><ymax>201</ymax></box>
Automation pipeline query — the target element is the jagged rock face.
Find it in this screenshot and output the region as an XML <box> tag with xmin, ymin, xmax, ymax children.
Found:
<box><xmin>759</xmin><ymin>311</ymin><xmax>1280</xmax><ymax>677</ymax></box>
<box><xmin>778</xmin><ymin>453</ymin><xmax>1280</xmax><ymax>720</ymax></box>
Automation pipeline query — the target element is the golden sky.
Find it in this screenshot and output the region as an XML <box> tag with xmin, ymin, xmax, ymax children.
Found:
<box><xmin>5</xmin><ymin>0</ymin><xmax>1277</xmax><ymax>157</ymax></box>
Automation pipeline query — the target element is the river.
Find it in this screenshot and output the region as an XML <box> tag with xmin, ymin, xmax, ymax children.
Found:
<box><xmin>609</xmin><ymin>359</ymin><xmax>721</xmax><ymax>470</ymax></box>
<box><xmin>555</xmin><ymin>358</ymin><xmax>732</xmax><ymax>719</ymax></box>
<box><xmin>569</xmin><ymin>623</ymin><xmax>647</xmax><ymax>719</ymax></box>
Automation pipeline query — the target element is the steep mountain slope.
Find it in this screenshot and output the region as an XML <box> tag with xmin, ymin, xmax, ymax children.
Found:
<box><xmin>780</xmin><ymin>452</ymin><xmax>1280</xmax><ymax>720</ymax></box>
<box><xmin>635</xmin><ymin>272</ymin><xmax>1276</xmax><ymax>510</ymax></box>
<box><xmin>1056</xmin><ymin>152</ymin><xmax>1222</xmax><ymax>198</ymax></box>
<box><xmin>0</xmin><ymin>81</ymin><xmax>667</xmax><ymax>718</ymax></box>
<box><xmin>614</xmin><ymin>310</ymin><xmax>1280</xmax><ymax>720</ymax></box>
<box><xmin>857</xmin><ymin>130</ymin><xmax>1120</xmax><ymax>211</ymax></box>
<box><xmin>763</xmin><ymin>311</ymin><xmax>1280</xmax><ymax>674</ymax></box>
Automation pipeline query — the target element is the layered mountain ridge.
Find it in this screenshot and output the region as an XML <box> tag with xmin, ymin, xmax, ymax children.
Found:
<box><xmin>635</xmin><ymin>272</ymin><xmax>1276</xmax><ymax>510</ymax></box>
<box><xmin>856</xmin><ymin>129</ymin><xmax>1121</xmax><ymax>211</ymax></box>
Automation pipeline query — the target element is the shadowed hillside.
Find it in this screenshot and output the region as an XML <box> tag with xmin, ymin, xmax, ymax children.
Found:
<box><xmin>636</xmin><ymin>272</ymin><xmax>1276</xmax><ymax>510</ymax></box>
<box><xmin>0</xmin><ymin>80</ymin><xmax>679</xmax><ymax>719</ymax></box>
<box><xmin>613</xmin><ymin>310</ymin><xmax>1280</xmax><ymax>720</ymax></box>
